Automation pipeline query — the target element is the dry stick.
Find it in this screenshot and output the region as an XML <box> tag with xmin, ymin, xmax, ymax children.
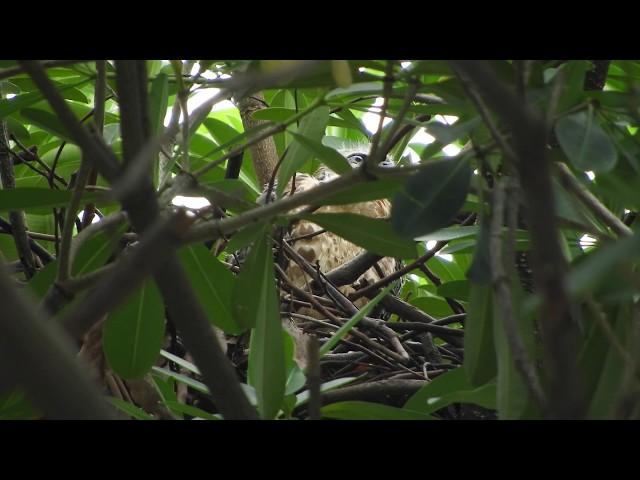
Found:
<box><xmin>350</xmin><ymin>211</ymin><xmax>477</xmax><ymax>302</ymax></box>
<box><xmin>276</xmin><ymin>264</ymin><xmax>407</xmax><ymax>364</ymax></box>
<box><xmin>554</xmin><ymin>162</ymin><xmax>633</xmax><ymax>238</ymax></box>
<box><xmin>450</xmin><ymin>60</ymin><xmax>584</xmax><ymax>419</ymax></box>
<box><xmin>282</xmin><ymin>241</ymin><xmax>410</xmax><ymax>363</ymax></box>
<box><xmin>0</xmin><ymin>265</ymin><xmax>118</xmax><ymax>420</ymax></box>
<box><xmin>490</xmin><ymin>178</ymin><xmax>546</xmax><ymax>410</ymax></box>
<box><xmin>316</xmin><ymin>379</ymin><xmax>427</xmax><ymax>406</ymax></box>
<box><xmin>323</xmin><ymin>251</ymin><xmax>383</xmax><ymax>287</ymax></box>
<box><xmin>22</xmin><ymin>60</ymin><xmax>258</xmax><ymax>421</ymax></box>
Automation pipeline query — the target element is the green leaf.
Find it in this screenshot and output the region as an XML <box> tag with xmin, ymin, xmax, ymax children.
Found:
<box><xmin>251</xmin><ymin>107</ymin><xmax>297</xmax><ymax>122</ymax></box>
<box><xmin>566</xmin><ymin>233</ymin><xmax>640</xmax><ymax>299</ymax></box>
<box><xmin>0</xmin><ymin>78</ymin><xmax>91</xmax><ymax>119</ymax></box>
<box><xmin>178</xmin><ymin>244</ymin><xmax>241</xmax><ymax>334</ymax></box>
<box><xmin>295</xmin><ymin>377</ymin><xmax>357</xmax><ymax>408</ymax></box>
<box><xmin>409</xmin><ymin>296</ymin><xmax>455</xmax><ymax>318</ymax></box>
<box><xmin>297</xmin><ymin>212</ymin><xmax>417</xmax><ymax>259</ymax></box>
<box><xmin>148</xmin><ymin>73</ymin><xmax>169</xmax><ymax>136</ymax></box>
<box><xmin>164</xmin><ymin>401</ymin><xmax>220</xmax><ymax>420</ymax></box>
<box><xmin>109</xmin><ymin>398</ymin><xmax>155</xmax><ymax>420</ymax></box>
<box><xmin>321</xmin><ymin>401</ymin><xmax>435</xmax><ymax>420</ymax></box>
<box><xmin>424</xmin><ymin>117</ymin><xmax>481</xmax><ymax>145</ymax></box>
<box><xmin>288</xmin><ymin>131</ymin><xmax>351</xmax><ymax>174</ymax></box>
<box><xmin>320</xmin><ymin>284</ymin><xmax>395</xmax><ymax>356</ymax></box>
<box><xmin>5</xmin><ymin>116</ymin><xmax>31</xmax><ymax>142</ymax></box>
<box><xmin>418</xmin><ymin>225</ymin><xmax>479</xmax><ymax>242</ymax></box>
<box><xmin>492</xmin><ymin>272</ymin><xmax>539</xmax><ymax>419</ymax></box>
<box><xmin>103</xmin><ymin>280</ymin><xmax>165</xmax><ymax>380</ymax></box>
<box><xmin>391</xmin><ymin>156</ymin><xmax>472</xmax><ymax>239</ymax></box>
<box><xmin>587</xmin><ymin>306</ymin><xmax>633</xmax><ymax>419</ymax></box>
<box><xmin>159</xmin><ymin>349</ymin><xmax>200</xmax><ymax>375</ymax></box>
<box><xmin>20</xmin><ymin>108</ymin><xmax>73</xmax><ymax>142</ymax></box>
<box><xmin>224</xmin><ymin>221</ymin><xmax>268</xmax><ymax>255</ymax></box>
<box><xmin>406</xmin><ymin>367</ymin><xmax>497</xmax><ymax>414</ymax></box>
<box><xmin>277</xmin><ymin>105</ymin><xmax>330</xmax><ymax>196</ymax></box>
<box><xmin>437</xmin><ymin>280</ymin><xmax>470</xmax><ymax>302</ymax></box>
<box><xmin>27</xmin><ymin>261</ymin><xmax>58</xmax><ymax>298</ymax></box>
<box><xmin>555</xmin><ymin>110</ymin><xmax>617</xmax><ymax>172</ymax></box>
<box><xmin>238</xmin><ymin>229</ymin><xmax>286</xmax><ymax>419</ymax></box>
<box><xmin>464</xmin><ymin>284</ymin><xmax>497</xmax><ymax>386</ymax></box>
<box><xmin>203</xmin><ymin>117</ymin><xmax>242</xmax><ymax>147</ymax></box>
<box><xmin>319</xmin><ymin>177</ymin><xmax>405</xmax><ymax>205</ymax></box>
<box><xmin>0</xmin><ymin>188</ymin><xmax>110</xmax><ymax>214</ymax></box>
<box><xmin>0</xmin><ymin>390</ymin><xmax>39</xmax><ymax>420</ymax></box>
<box><xmin>72</xmin><ymin>222</ymin><xmax>127</xmax><ymax>277</ymax></box>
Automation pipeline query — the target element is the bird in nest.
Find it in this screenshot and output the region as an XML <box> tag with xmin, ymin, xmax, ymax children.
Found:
<box><xmin>232</xmin><ymin>143</ymin><xmax>404</xmax><ymax>320</ymax></box>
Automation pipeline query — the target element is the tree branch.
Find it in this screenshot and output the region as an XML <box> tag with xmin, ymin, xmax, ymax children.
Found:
<box><xmin>0</xmin><ymin>263</ymin><xmax>118</xmax><ymax>419</ymax></box>
<box><xmin>449</xmin><ymin>60</ymin><xmax>585</xmax><ymax>419</ymax></box>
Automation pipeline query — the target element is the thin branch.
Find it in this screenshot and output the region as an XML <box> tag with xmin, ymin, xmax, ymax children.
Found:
<box><xmin>555</xmin><ymin>162</ymin><xmax>633</xmax><ymax>237</ymax></box>
<box><xmin>0</xmin><ymin>95</ymin><xmax>37</xmax><ymax>278</ymax></box>
<box><xmin>57</xmin><ymin>160</ymin><xmax>92</xmax><ymax>282</ymax></box>
<box><xmin>316</xmin><ymin>379</ymin><xmax>427</xmax><ymax>407</ymax></box>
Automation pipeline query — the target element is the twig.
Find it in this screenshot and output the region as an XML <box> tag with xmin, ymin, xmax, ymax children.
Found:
<box><xmin>57</xmin><ymin>160</ymin><xmax>92</xmax><ymax>282</ymax></box>
<box><xmin>555</xmin><ymin>162</ymin><xmax>632</xmax><ymax>238</ymax></box>
<box><xmin>0</xmin><ymin>84</ymin><xmax>37</xmax><ymax>278</ymax></box>
<box><xmin>316</xmin><ymin>379</ymin><xmax>427</xmax><ymax>407</ymax></box>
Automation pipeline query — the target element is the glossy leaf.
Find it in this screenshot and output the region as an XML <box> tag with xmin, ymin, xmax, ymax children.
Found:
<box><xmin>391</xmin><ymin>156</ymin><xmax>471</xmax><ymax>239</ymax></box>
<box><xmin>178</xmin><ymin>244</ymin><xmax>241</xmax><ymax>334</ymax></box>
<box><xmin>277</xmin><ymin>105</ymin><xmax>330</xmax><ymax>196</ymax></box>
<box><xmin>0</xmin><ymin>188</ymin><xmax>109</xmax><ymax>214</ymax></box>
<box><xmin>148</xmin><ymin>73</ymin><xmax>169</xmax><ymax>136</ymax></box>
<box><xmin>237</xmin><ymin>229</ymin><xmax>286</xmax><ymax>419</ymax></box>
<box><xmin>321</xmin><ymin>401</ymin><xmax>435</xmax><ymax>420</ymax></box>
<box><xmin>288</xmin><ymin>131</ymin><xmax>351</xmax><ymax>174</ymax></box>
<box><xmin>103</xmin><ymin>280</ymin><xmax>165</xmax><ymax>380</ymax></box>
<box><xmin>405</xmin><ymin>368</ymin><xmax>496</xmax><ymax>414</ymax></box>
<box><xmin>464</xmin><ymin>284</ymin><xmax>497</xmax><ymax>386</ymax></box>
<box><xmin>555</xmin><ymin>110</ymin><xmax>617</xmax><ymax>172</ymax></box>
<box><xmin>20</xmin><ymin>108</ymin><xmax>76</xmax><ymax>142</ymax></box>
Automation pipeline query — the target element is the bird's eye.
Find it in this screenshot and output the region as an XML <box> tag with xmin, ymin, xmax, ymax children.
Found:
<box><xmin>350</xmin><ymin>155</ymin><xmax>364</xmax><ymax>163</ymax></box>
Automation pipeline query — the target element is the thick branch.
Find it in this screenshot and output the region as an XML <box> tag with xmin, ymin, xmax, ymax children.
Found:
<box><xmin>0</xmin><ymin>265</ymin><xmax>118</xmax><ymax>419</ymax></box>
<box><xmin>450</xmin><ymin>60</ymin><xmax>584</xmax><ymax>419</ymax></box>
